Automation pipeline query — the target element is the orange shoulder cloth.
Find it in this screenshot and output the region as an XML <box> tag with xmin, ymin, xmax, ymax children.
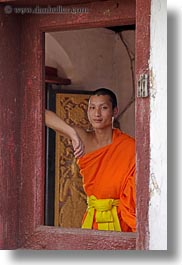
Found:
<box><xmin>77</xmin><ymin>129</ymin><xmax>136</xmax><ymax>232</ymax></box>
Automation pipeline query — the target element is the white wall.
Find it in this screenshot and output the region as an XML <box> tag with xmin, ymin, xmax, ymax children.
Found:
<box><xmin>149</xmin><ymin>0</ymin><xmax>167</xmax><ymax>250</ymax></box>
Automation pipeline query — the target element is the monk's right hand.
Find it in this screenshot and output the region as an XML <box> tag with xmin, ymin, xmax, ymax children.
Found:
<box><xmin>71</xmin><ymin>132</ymin><xmax>85</xmax><ymax>159</ymax></box>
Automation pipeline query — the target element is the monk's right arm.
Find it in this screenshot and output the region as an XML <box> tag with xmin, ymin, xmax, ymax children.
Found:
<box><xmin>45</xmin><ymin>110</ymin><xmax>85</xmax><ymax>158</ymax></box>
<box><xmin>45</xmin><ymin>109</ymin><xmax>74</xmax><ymax>137</ymax></box>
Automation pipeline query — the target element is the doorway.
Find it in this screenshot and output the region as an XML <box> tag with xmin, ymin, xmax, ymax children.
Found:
<box><xmin>45</xmin><ymin>26</ymin><xmax>136</xmax><ymax>228</ymax></box>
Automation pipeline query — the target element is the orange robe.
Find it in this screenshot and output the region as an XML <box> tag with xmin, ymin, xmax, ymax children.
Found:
<box><xmin>77</xmin><ymin>128</ymin><xmax>136</xmax><ymax>232</ymax></box>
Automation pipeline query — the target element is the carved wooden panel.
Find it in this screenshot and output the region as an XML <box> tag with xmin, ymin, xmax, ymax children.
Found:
<box><xmin>55</xmin><ymin>93</ymin><xmax>92</xmax><ymax>228</ymax></box>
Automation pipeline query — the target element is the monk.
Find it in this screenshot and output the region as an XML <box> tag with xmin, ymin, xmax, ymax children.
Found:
<box><xmin>45</xmin><ymin>88</ymin><xmax>136</xmax><ymax>232</ymax></box>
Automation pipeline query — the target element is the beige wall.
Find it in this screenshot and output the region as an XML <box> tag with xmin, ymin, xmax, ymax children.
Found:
<box><xmin>45</xmin><ymin>28</ymin><xmax>135</xmax><ymax>137</ymax></box>
<box><xmin>149</xmin><ymin>0</ymin><xmax>167</xmax><ymax>250</ymax></box>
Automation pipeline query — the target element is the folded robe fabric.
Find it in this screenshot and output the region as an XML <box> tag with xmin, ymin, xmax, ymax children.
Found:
<box><xmin>77</xmin><ymin>128</ymin><xmax>136</xmax><ymax>232</ymax></box>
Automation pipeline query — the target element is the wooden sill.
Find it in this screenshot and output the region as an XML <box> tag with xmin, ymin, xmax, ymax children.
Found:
<box><xmin>20</xmin><ymin>225</ymin><xmax>137</xmax><ymax>250</ymax></box>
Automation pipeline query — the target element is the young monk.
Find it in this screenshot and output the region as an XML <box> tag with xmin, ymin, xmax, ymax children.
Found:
<box><xmin>45</xmin><ymin>88</ymin><xmax>136</xmax><ymax>232</ymax></box>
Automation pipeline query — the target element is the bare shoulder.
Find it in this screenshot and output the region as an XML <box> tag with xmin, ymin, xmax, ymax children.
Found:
<box><xmin>74</xmin><ymin>126</ymin><xmax>96</xmax><ymax>154</ymax></box>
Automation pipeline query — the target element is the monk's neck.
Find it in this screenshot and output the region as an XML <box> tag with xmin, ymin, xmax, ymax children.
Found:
<box><xmin>93</xmin><ymin>127</ymin><xmax>113</xmax><ymax>146</ymax></box>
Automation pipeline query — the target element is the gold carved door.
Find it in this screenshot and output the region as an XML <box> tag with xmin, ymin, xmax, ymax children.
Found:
<box><xmin>55</xmin><ymin>92</ymin><xmax>91</xmax><ymax>228</ymax></box>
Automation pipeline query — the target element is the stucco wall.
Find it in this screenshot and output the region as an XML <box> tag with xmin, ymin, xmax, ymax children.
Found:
<box><xmin>149</xmin><ymin>0</ymin><xmax>167</xmax><ymax>250</ymax></box>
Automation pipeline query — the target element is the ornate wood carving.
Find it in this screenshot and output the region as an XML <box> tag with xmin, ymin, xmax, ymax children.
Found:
<box><xmin>55</xmin><ymin>93</ymin><xmax>92</xmax><ymax>228</ymax></box>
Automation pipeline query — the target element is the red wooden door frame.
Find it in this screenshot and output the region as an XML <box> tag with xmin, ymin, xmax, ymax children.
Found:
<box><xmin>0</xmin><ymin>0</ymin><xmax>151</xmax><ymax>250</ymax></box>
<box><xmin>135</xmin><ymin>0</ymin><xmax>151</xmax><ymax>250</ymax></box>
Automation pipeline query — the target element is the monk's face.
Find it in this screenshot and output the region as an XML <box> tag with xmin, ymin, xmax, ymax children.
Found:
<box><xmin>87</xmin><ymin>95</ymin><xmax>117</xmax><ymax>129</ymax></box>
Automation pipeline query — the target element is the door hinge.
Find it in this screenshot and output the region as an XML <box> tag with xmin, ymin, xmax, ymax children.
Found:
<box><xmin>137</xmin><ymin>74</ymin><xmax>148</xmax><ymax>98</ymax></box>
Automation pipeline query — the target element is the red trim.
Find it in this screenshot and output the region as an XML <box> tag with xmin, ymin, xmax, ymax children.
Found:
<box><xmin>23</xmin><ymin>227</ymin><xmax>136</xmax><ymax>250</ymax></box>
<box><xmin>135</xmin><ymin>0</ymin><xmax>151</xmax><ymax>250</ymax></box>
<box><xmin>45</xmin><ymin>75</ymin><xmax>71</xmax><ymax>85</ymax></box>
<box><xmin>45</xmin><ymin>66</ymin><xmax>58</xmax><ymax>77</ymax></box>
<box><xmin>18</xmin><ymin>0</ymin><xmax>137</xmax><ymax>250</ymax></box>
<box><xmin>3</xmin><ymin>0</ymin><xmax>96</xmax><ymax>6</ymax></box>
<box><xmin>0</xmin><ymin>0</ymin><xmax>151</xmax><ymax>250</ymax></box>
<box><xmin>0</xmin><ymin>11</ymin><xmax>21</xmax><ymax>250</ymax></box>
<box><xmin>45</xmin><ymin>66</ymin><xmax>71</xmax><ymax>84</ymax></box>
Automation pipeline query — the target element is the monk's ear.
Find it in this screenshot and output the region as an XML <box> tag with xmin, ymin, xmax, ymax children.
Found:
<box><xmin>113</xmin><ymin>107</ymin><xmax>119</xmax><ymax>118</ymax></box>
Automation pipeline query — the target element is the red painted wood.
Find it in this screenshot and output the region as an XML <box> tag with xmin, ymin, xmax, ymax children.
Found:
<box><xmin>22</xmin><ymin>226</ymin><xmax>136</xmax><ymax>250</ymax></box>
<box><xmin>0</xmin><ymin>10</ymin><xmax>21</xmax><ymax>249</ymax></box>
<box><xmin>45</xmin><ymin>66</ymin><xmax>57</xmax><ymax>77</ymax></box>
<box><xmin>31</xmin><ymin>0</ymin><xmax>135</xmax><ymax>32</ymax></box>
<box><xmin>45</xmin><ymin>75</ymin><xmax>71</xmax><ymax>85</ymax></box>
<box><xmin>1</xmin><ymin>0</ymin><xmax>151</xmax><ymax>250</ymax></box>
<box><xmin>3</xmin><ymin>0</ymin><xmax>96</xmax><ymax>6</ymax></box>
<box><xmin>17</xmin><ymin>17</ymin><xmax>45</xmax><ymax>247</ymax></box>
<box><xmin>17</xmin><ymin>0</ymin><xmax>137</xmax><ymax>250</ymax></box>
<box><xmin>0</xmin><ymin>0</ymin><xmax>13</xmax><ymax>3</ymax></box>
<box><xmin>45</xmin><ymin>66</ymin><xmax>71</xmax><ymax>84</ymax></box>
<box><xmin>135</xmin><ymin>0</ymin><xmax>151</xmax><ymax>250</ymax></box>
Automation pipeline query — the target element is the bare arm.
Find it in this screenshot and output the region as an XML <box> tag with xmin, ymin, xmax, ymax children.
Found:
<box><xmin>45</xmin><ymin>110</ymin><xmax>85</xmax><ymax>158</ymax></box>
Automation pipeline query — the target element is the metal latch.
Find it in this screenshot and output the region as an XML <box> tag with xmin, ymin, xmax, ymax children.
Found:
<box><xmin>137</xmin><ymin>74</ymin><xmax>148</xmax><ymax>97</ymax></box>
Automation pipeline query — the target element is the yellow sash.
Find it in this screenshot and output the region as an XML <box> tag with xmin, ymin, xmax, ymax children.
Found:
<box><xmin>82</xmin><ymin>195</ymin><xmax>121</xmax><ymax>231</ymax></box>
